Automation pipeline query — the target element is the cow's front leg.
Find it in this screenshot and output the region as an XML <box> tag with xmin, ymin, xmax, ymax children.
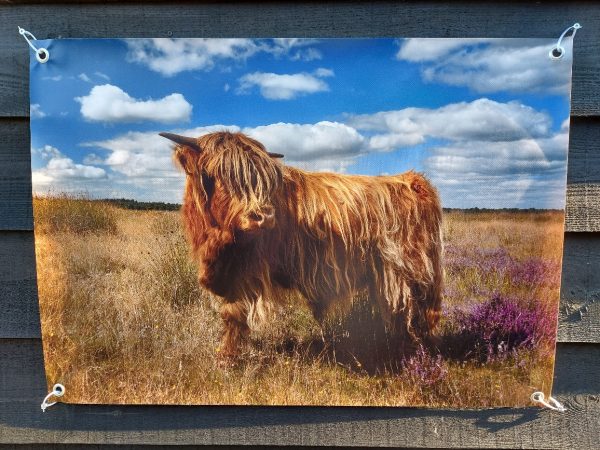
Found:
<box><xmin>218</xmin><ymin>301</ymin><xmax>249</xmax><ymax>363</ymax></box>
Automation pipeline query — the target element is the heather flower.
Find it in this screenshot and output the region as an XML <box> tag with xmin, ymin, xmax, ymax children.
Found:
<box><xmin>445</xmin><ymin>245</ymin><xmax>561</xmax><ymax>288</ymax></box>
<box><xmin>402</xmin><ymin>346</ymin><xmax>448</xmax><ymax>386</ymax></box>
<box><xmin>509</xmin><ymin>258</ymin><xmax>561</xmax><ymax>287</ymax></box>
<box><xmin>448</xmin><ymin>295</ymin><xmax>555</xmax><ymax>363</ymax></box>
<box><xmin>445</xmin><ymin>246</ymin><xmax>510</xmax><ymax>270</ymax></box>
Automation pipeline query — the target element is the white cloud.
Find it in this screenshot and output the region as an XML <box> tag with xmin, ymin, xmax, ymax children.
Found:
<box><xmin>33</xmin><ymin>145</ymin><xmax>61</xmax><ymax>160</ymax></box>
<box><xmin>423</xmin><ymin>131</ymin><xmax>568</xmax><ymax>209</ymax></box>
<box><xmin>78</xmin><ymin>73</ymin><xmax>92</xmax><ymax>83</ymax></box>
<box><xmin>237</xmin><ymin>69</ymin><xmax>333</xmax><ymax>100</ymax></box>
<box><xmin>291</xmin><ymin>47</ymin><xmax>322</xmax><ymax>62</ymax></box>
<box><xmin>425</xmin><ymin>138</ymin><xmax>566</xmax><ymax>177</ymax></box>
<box><xmin>396</xmin><ymin>38</ymin><xmax>572</xmax><ymax>95</ymax></box>
<box><xmin>127</xmin><ymin>38</ymin><xmax>259</xmax><ymax>77</ymax></box>
<box><xmin>269</xmin><ymin>39</ymin><xmax>323</xmax><ymax>61</ymax></box>
<box><xmin>367</xmin><ymin>132</ymin><xmax>424</xmax><ymax>151</ymax></box>
<box><xmin>83</xmin><ymin>153</ymin><xmax>105</xmax><ymax>165</ymax></box>
<box><xmin>79</xmin><ymin>125</ymin><xmax>241</xmax><ymax>202</ymax></box>
<box><xmin>45</xmin><ymin>156</ymin><xmax>106</xmax><ymax>178</ymax></box>
<box><xmin>396</xmin><ymin>38</ymin><xmax>493</xmax><ymax>62</ymax></box>
<box><xmin>42</xmin><ymin>75</ymin><xmax>62</xmax><ymax>81</ymax></box>
<box><xmin>32</xmin><ymin>145</ymin><xmax>107</xmax><ymax>193</ymax></box>
<box><xmin>76</xmin><ymin>84</ymin><xmax>192</xmax><ymax>123</ymax></box>
<box><xmin>244</xmin><ymin>121</ymin><xmax>365</xmax><ymax>171</ymax></box>
<box><xmin>348</xmin><ymin>98</ymin><xmax>552</xmax><ymax>151</ymax></box>
<box><xmin>84</xmin><ymin>125</ymin><xmax>240</xmax><ymax>178</ymax></box>
<box><xmin>314</xmin><ymin>67</ymin><xmax>334</xmax><ymax>77</ymax></box>
<box><xmin>95</xmin><ymin>71</ymin><xmax>111</xmax><ymax>81</ymax></box>
<box><xmin>125</xmin><ymin>38</ymin><xmax>323</xmax><ymax>76</ymax></box>
<box><xmin>31</xmin><ymin>104</ymin><xmax>46</xmax><ymax>119</ymax></box>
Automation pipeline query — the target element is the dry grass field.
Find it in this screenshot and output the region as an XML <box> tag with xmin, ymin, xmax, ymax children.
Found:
<box><xmin>34</xmin><ymin>196</ymin><xmax>564</xmax><ymax>407</ymax></box>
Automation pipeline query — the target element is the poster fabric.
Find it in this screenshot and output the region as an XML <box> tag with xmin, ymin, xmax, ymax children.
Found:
<box><xmin>30</xmin><ymin>37</ymin><xmax>573</xmax><ymax>407</ymax></box>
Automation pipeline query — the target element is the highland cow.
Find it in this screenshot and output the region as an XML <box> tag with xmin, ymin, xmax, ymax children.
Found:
<box><xmin>160</xmin><ymin>131</ymin><xmax>443</xmax><ymax>360</ymax></box>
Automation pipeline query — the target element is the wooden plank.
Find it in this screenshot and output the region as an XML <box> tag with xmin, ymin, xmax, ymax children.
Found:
<box><xmin>568</xmin><ymin>118</ymin><xmax>600</xmax><ymax>185</ymax></box>
<box><xmin>0</xmin><ymin>443</ymin><xmax>367</xmax><ymax>450</ymax></box>
<box><xmin>0</xmin><ymin>232</ymin><xmax>40</xmax><ymax>338</ymax></box>
<box><xmin>1</xmin><ymin>116</ymin><xmax>600</xmax><ymax>232</ymax></box>
<box><xmin>559</xmin><ymin>233</ymin><xmax>600</xmax><ymax>343</ymax></box>
<box><xmin>0</xmin><ymin>119</ymin><xmax>32</xmax><ymax>231</ymax></box>
<box><xmin>565</xmin><ymin>117</ymin><xmax>600</xmax><ymax>232</ymax></box>
<box><xmin>1</xmin><ymin>229</ymin><xmax>598</xmax><ymax>341</ymax></box>
<box><xmin>566</xmin><ymin>184</ymin><xmax>600</xmax><ymax>232</ymax></box>
<box><xmin>0</xmin><ymin>446</ymin><xmax>341</xmax><ymax>450</ymax></box>
<box><xmin>0</xmin><ymin>2</ymin><xmax>599</xmax><ymax>117</ymax></box>
<box><xmin>0</xmin><ymin>339</ymin><xmax>597</xmax><ymax>447</ymax></box>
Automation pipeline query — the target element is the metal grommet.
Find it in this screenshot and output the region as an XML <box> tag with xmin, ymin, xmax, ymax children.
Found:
<box><xmin>549</xmin><ymin>46</ymin><xmax>564</xmax><ymax>60</ymax></box>
<box><xmin>549</xmin><ymin>23</ymin><xmax>582</xmax><ymax>61</ymax></box>
<box><xmin>530</xmin><ymin>391</ymin><xmax>566</xmax><ymax>411</ymax></box>
<box><xmin>19</xmin><ymin>27</ymin><xmax>51</xmax><ymax>63</ymax></box>
<box><xmin>36</xmin><ymin>48</ymin><xmax>50</xmax><ymax>63</ymax></box>
<box><xmin>531</xmin><ymin>391</ymin><xmax>543</xmax><ymax>402</ymax></box>
<box><xmin>53</xmin><ymin>383</ymin><xmax>65</xmax><ymax>397</ymax></box>
<box><xmin>41</xmin><ymin>383</ymin><xmax>66</xmax><ymax>411</ymax></box>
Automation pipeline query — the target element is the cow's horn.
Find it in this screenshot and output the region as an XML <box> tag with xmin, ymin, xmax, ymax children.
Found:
<box><xmin>159</xmin><ymin>132</ymin><xmax>202</xmax><ymax>153</ymax></box>
<box><xmin>268</xmin><ymin>152</ymin><xmax>284</xmax><ymax>159</ymax></box>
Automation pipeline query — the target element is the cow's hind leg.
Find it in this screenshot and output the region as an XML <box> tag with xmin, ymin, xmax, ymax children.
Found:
<box><xmin>391</xmin><ymin>292</ymin><xmax>421</xmax><ymax>359</ymax></box>
<box><xmin>369</xmin><ymin>272</ymin><xmax>420</xmax><ymax>361</ymax></box>
<box><xmin>410</xmin><ymin>281</ymin><xmax>442</xmax><ymax>352</ymax></box>
<box><xmin>389</xmin><ymin>280</ymin><xmax>444</xmax><ymax>359</ymax></box>
<box><xmin>219</xmin><ymin>301</ymin><xmax>249</xmax><ymax>361</ymax></box>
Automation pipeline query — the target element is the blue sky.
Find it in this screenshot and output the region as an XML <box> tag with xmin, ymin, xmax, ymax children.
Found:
<box><xmin>30</xmin><ymin>37</ymin><xmax>573</xmax><ymax>208</ymax></box>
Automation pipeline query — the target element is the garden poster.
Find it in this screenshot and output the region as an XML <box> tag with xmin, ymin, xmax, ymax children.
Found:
<box><xmin>30</xmin><ymin>37</ymin><xmax>573</xmax><ymax>407</ymax></box>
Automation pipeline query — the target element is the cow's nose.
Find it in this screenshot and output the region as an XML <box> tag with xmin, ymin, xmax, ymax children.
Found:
<box><xmin>255</xmin><ymin>206</ymin><xmax>275</xmax><ymax>228</ymax></box>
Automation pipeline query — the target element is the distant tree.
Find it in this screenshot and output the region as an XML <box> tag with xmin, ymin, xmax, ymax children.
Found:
<box><xmin>100</xmin><ymin>198</ymin><xmax>181</xmax><ymax>211</ymax></box>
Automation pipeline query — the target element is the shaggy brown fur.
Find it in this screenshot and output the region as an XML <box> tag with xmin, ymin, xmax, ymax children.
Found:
<box><xmin>161</xmin><ymin>131</ymin><xmax>444</xmax><ymax>359</ymax></box>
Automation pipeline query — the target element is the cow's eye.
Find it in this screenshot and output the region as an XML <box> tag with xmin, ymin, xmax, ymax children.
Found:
<box><xmin>202</xmin><ymin>173</ymin><xmax>215</xmax><ymax>199</ymax></box>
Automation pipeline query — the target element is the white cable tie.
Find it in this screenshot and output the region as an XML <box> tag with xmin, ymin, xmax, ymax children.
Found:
<box><xmin>18</xmin><ymin>26</ymin><xmax>50</xmax><ymax>63</ymax></box>
<box><xmin>549</xmin><ymin>22</ymin><xmax>582</xmax><ymax>60</ymax></box>
<box><xmin>41</xmin><ymin>383</ymin><xmax>65</xmax><ymax>412</ymax></box>
<box><xmin>531</xmin><ymin>391</ymin><xmax>566</xmax><ymax>412</ymax></box>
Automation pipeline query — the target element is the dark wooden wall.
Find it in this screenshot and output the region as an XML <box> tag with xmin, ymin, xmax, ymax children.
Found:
<box><xmin>1</xmin><ymin>1</ymin><xmax>599</xmax><ymax>448</ymax></box>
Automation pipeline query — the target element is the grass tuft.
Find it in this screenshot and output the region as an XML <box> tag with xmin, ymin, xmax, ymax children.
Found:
<box><xmin>34</xmin><ymin>194</ymin><xmax>118</xmax><ymax>234</ymax></box>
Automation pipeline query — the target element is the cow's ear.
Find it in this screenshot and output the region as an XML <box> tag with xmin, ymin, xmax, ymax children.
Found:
<box><xmin>174</xmin><ymin>147</ymin><xmax>198</xmax><ymax>175</ymax></box>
